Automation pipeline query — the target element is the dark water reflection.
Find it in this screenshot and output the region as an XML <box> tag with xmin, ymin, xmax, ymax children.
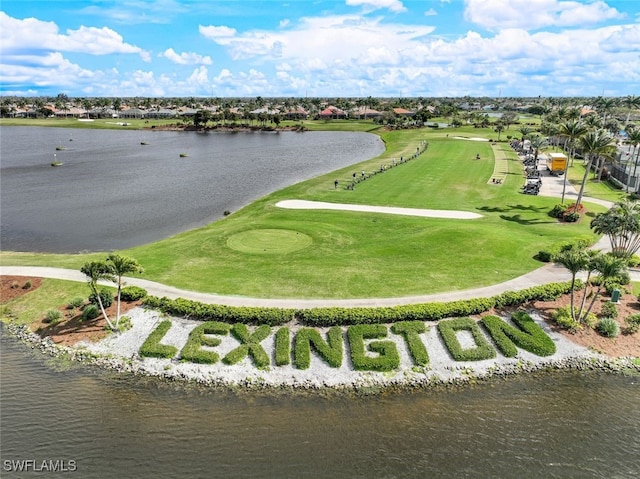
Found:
<box><xmin>0</xmin><ymin>126</ymin><xmax>384</xmax><ymax>252</ymax></box>
<box><xmin>1</xmin><ymin>329</ymin><xmax>638</xmax><ymax>478</ymax></box>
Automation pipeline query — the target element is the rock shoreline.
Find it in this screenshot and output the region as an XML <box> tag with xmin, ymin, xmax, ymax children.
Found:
<box><xmin>4</xmin><ymin>313</ymin><xmax>639</xmax><ymax>394</ymax></box>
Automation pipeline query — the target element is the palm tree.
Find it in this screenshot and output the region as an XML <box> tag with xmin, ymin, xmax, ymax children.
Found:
<box><xmin>80</xmin><ymin>261</ymin><xmax>116</xmax><ymax>330</ymax></box>
<box><xmin>106</xmin><ymin>254</ymin><xmax>143</xmax><ymax>330</ymax></box>
<box><xmin>528</xmin><ymin>134</ymin><xmax>548</xmax><ymax>164</ymax></box>
<box><xmin>581</xmin><ymin>253</ymin><xmax>627</xmax><ymax>322</ymax></box>
<box><xmin>494</xmin><ymin>121</ymin><xmax>505</xmax><ymax>141</ymax></box>
<box><xmin>595</xmin><ymin>96</ymin><xmax>618</xmax><ymax>124</ymax></box>
<box><xmin>575</xmin><ymin>129</ymin><xmax>616</xmax><ymax>207</ymax></box>
<box><xmin>559</xmin><ymin>120</ymin><xmax>588</xmax><ymax>203</ymax></box>
<box><xmin>622</xmin><ymin>95</ymin><xmax>640</xmax><ymax>128</ymax></box>
<box><xmin>559</xmin><ymin>120</ymin><xmax>588</xmax><ymax>166</ymax></box>
<box><xmin>627</xmin><ymin>128</ymin><xmax>640</xmax><ymax>191</ymax></box>
<box><xmin>590</xmin><ymin>200</ymin><xmax>640</xmax><ymax>258</ymax></box>
<box><xmin>518</xmin><ymin>125</ymin><xmax>533</xmax><ymax>141</ymax></box>
<box><xmin>554</xmin><ymin>248</ymin><xmax>589</xmax><ymax>320</ymax></box>
<box><xmin>583</xmin><ymin>113</ymin><xmax>602</xmax><ymax>129</ymax></box>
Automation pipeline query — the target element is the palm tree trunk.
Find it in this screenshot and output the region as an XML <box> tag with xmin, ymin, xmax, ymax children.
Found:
<box><xmin>576</xmin><ymin>271</ymin><xmax>593</xmax><ymax>322</ymax></box>
<box><xmin>575</xmin><ymin>154</ymin><xmax>594</xmax><ymax>206</ymax></box>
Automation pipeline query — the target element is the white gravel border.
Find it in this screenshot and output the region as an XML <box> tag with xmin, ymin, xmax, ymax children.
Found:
<box><xmin>75</xmin><ymin>307</ymin><xmax>603</xmax><ymax>389</ymax></box>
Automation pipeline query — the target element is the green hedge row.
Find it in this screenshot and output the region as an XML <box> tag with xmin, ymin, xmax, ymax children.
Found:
<box><xmin>347</xmin><ymin>324</ymin><xmax>400</xmax><ymax>372</ymax></box>
<box><xmin>139</xmin><ymin>319</ymin><xmax>178</xmax><ymax>359</ymax></box>
<box><xmin>437</xmin><ymin>317</ymin><xmax>496</xmax><ymax>361</ymax></box>
<box><xmin>481</xmin><ymin>312</ymin><xmax>556</xmax><ymax>357</ymax></box>
<box><xmin>142</xmin><ymin>281</ymin><xmax>578</xmax><ymax>328</ymax></box>
<box><xmin>142</xmin><ymin>296</ymin><xmax>296</xmax><ymax>325</ymax></box>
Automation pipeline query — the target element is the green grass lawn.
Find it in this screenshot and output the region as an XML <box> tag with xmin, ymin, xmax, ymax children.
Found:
<box><xmin>1</xmin><ymin>279</ymin><xmax>92</xmax><ymax>325</ymax></box>
<box><xmin>1</xmin><ymin>121</ymin><xmax>608</xmax><ymax>299</ymax></box>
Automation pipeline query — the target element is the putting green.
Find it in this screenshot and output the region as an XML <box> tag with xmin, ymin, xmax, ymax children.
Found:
<box><xmin>226</xmin><ymin>229</ymin><xmax>313</xmax><ymax>254</ymax></box>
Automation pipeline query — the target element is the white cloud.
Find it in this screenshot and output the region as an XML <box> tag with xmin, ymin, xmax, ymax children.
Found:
<box><xmin>202</xmin><ymin>14</ymin><xmax>435</xmax><ymax>66</ymax></box>
<box><xmin>199</xmin><ymin>25</ymin><xmax>237</xmax><ymax>38</ymax></box>
<box><xmin>464</xmin><ymin>0</ymin><xmax>624</xmax><ymax>31</ymax></box>
<box><xmin>424</xmin><ymin>8</ymin><xmax>438</xmax><ymax>16</ymax></box>
<box><xmin>186</xmin><ymin>66</ymin><xmax>210</xmax><ymax>86</ymax></box>
<box><xmin>0</xmin><ymin>12</ymin><xmax>149</xmax><ymax>60</ymax></box>
<box><xmin>280</xmin><ymin>19</ymin><xmax>290</xmax><ymax>28</ymax></box>
<box><xmin>0</xmin><ymin>52</ymin><xmax>102</xmax><ymax>89</ymax></box>
<box><xmin>160</xmin><ymin>48</ymin><xmax>212</xmax><ymax>65</ymax></box>
<box><xmin>345</xmin><ymin>0</ymin><xmax>407</xmax><ymax>13</ymax></box>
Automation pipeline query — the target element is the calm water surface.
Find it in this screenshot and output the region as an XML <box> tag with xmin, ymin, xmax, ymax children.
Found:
<box><xmin>1</xmin><ymin>329</ymin><xmax>639</xmax><ymax>478</ymax></box>
<box><xmin>0</xmin><ymin>126</ymin><xmax>384</xmax><ymax>252</ymax></box>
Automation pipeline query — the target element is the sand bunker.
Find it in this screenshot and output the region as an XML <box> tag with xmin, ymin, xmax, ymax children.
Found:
<box><xmin>276</xmin><ymin>200</ymin><xmax>482</xmax><ymax>219</ymax></box>
<box><xmin>451</xmin><ymin>136</ymin><xmax>490</xmax><ymax>141</ymax></box>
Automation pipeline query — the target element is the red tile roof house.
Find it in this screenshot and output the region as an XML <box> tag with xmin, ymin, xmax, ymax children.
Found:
<box><xmin>392</xmin><ymin>107</ymin><xmax>415</xmax><ymax>117</ymax></box>
<box><xmin>317</xmin><ymin>106</ymin><xmax>347</xmax><ymax>119</ymax></box>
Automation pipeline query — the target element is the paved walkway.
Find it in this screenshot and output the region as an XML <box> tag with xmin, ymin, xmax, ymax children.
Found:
<box><xmin>1</xmin><ymin>150</ymin><xmax>623</xmax><ymax>308</ymax></box>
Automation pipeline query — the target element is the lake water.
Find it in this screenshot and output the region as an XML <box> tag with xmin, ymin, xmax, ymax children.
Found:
<box><xmin>1</xmin><ymin>328</ymin><xmax>638</xmax><ymax>478</ymax></box>
<box><xmin>0</xmin><ymin>126</ymin><xmax>384</xmax><ymax>253</ymax></box>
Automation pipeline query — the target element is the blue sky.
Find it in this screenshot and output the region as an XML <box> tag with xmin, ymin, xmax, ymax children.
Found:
<box><xmin>1</xmin><ymin>0</ymin><xmax>638</xmax><ymax>98</ymax></box>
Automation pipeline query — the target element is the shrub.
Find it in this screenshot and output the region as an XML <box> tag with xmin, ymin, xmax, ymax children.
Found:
<box><xmin>549</xmin><ymin>204</ymin><xmax>568</xmax><ymax>219</ymax></box>
<box><xmin>139</xmin><ymin>320</ymin><xmax>178</xmax><ymax>359</ymax></box>
<box><xmin>67</xmin><ymin>297</ymin><xmax>85</xmax><ymax>309</ymax></box>
<box><xmin>116</xmin><ymin>316</ymin><xmax>132</xmax><ymax>332</ymax></box>
<box><xmin>603</xmin><ymin>281</ymin><xmax>624</xmax><ymax>296</ymax></box>
<box><xmin>347</xmin><ymin>324</ymin><xmax>400</xmax><ymax>372</ymax></box>
<box><xmin>437</xmin><ymin>318</ymin><xmax>496</xmax><ymax>361</ymax></box>
<box><xmin>22</xmin><ymin>281</ymin><xmax>32</xmax><ymax>290</ymax></box>
<box><xmin>180</xmin><ymin>321</ymin><xmax>230</xmax><ymax>364</ymax></box>
<box><xmin>481</xmin><ymin>312</ymin><xmax>556</xmax><ymax>357</ymax></box>
<box><xmin>627</xmin><ymin>255</ymin><xmax>640</xmax><ymax>268</ymax></box>
<box><xmin>534</xmin><ymin>250</ymin><xmax>553</xmax><ymax>262</ymax></box>
<box><xmin>89</xmin><ymin>288</ymin><xmax>114</xmax><ymax>308</ymax></box>
<box><xmin>45</xmin><ymin>309</ymin><xmax>63</xmax><ymax>325</ymax></box>
<box><xmin>120</xmin><ymin>286</ymin><xmax>147</xmax><ymax>301</ymax></box>
<box><xmin>599</xmin><ymin>301</ymin><xmax>618</xmax><ymax>319</ymax></box>
<box><xmin>81</xmin><ymin>304</ymin><xmax>100</xmax><ymax>321</ymax></box>
<box><xmin>563</xmin><ymin>212</ymin><xmax>580</xmax><ymax>223</ymax></box>
<box><xmin>584</xmin><ymin>312</ymin><xmax>598</xmax><ymax>329</ymax></box>
<box><xmin>550</xmin><ymin>306</ymin><xmax>581</xmax><ymax>332</ymax></box>
<box><xmin>624</xmin><ymin>314</ymin><xmax>640</xmax><ymax>334</ymax></box>
<box><xmin>596</xmin><ymin>317</ymin><xmax>620</xmax><ymax>338</ymax></box>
